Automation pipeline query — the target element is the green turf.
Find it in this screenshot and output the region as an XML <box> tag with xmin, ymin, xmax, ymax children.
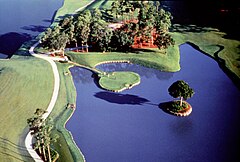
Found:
<box><xmin>67</xmin><ymin>45</ymin><xmax>180</xmax><ymax>72</ymax></box>
<box><xmin>49</xmin><ymin>63</ymin><xmax>85</xmax><ymax>162</ymax></box>
<box><xmin>0</xmin><ymin>57</ymin><xmax>53</xmax><ymax>162</ymax></box>
<box><xmin>53</xmin><ymin>0</ymin><xmax>94</xmax><ymax>25</ymax></box>
<box><xmin>99</xmin><ymin>71</ymin><xmax>140</xmax><ymax>92</ymax></box>
<box><xmin>1</xmin><ymin>0</ymin><xmax>239</xmax><ymax>161</ymax></box>
<box><xmin>83</xmin><ymin>0</ymin><xmax>113</xmax><ymax>10</ymax></box>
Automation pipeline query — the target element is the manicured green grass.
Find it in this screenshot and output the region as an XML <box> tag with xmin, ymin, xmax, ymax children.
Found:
<box><xmin>0</xmin><ymin>57</ymin><xmax>53</xmax><ymax>162</ymax></box>
<box><xmin>0</xmin><ymin>56</ymin><xmax>83</xmax><ymax>162</ymax></box>
<box><xmin>1</xmin><ymin>0</ymin><xmax>239</xmax><ymax>161</ymax></box>
<box><xmin>98</xmin><ymin>71</ymin><xmax>140</xmax><ymax>92</ymax></box>
<box><xmin>49</xmin><ymin>63</ymin><xmax>85</xmax><ymax>162</ymax></box>
<box><xmin>53</xmin><ymin>0</ymin><xmax>94</xmax><ymax>24</ymax></box>
<box><xmin>84</xmin><ymin>0</ymin><xmax>113</xmax><ymax>10</ymax></box>
<box><xmin>67</xmin><ymin>45</ymin><xmax>180</xmax><ymax>72</ymax></box>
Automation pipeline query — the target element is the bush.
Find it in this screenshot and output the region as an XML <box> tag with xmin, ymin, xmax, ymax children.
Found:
<box><xmin>170</xmin><ymin>101</ymin><xmax>187</xmax><ymax>112</ymax></box>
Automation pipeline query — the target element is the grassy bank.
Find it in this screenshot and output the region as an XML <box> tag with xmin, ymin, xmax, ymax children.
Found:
<box><xmin>54</xmin><ymin>0</ymin><xmax>92</xmax><ymax>20</ymax></box>
<box><xmin>172</xmin><ymin>24</ymin><xmax>240</xmax><ymax>88</ymax></box>
<box><xmin>1</xmin><ymin>0</ymin><xmax>239</xmax><ymax>161</ymax></box>
<box><xmin>49</xmin><ymin>63</ymin><xmax>85</xmax><ymax>162</ymax></box>
<box><xmin>67</xmin><ymin>45</ymin><xmax>180</xmax><ymax>72</ymax></box>
<box><xmin>0</xmin><ymin>0</ymin><xmax>92</xmax><ymax>161</ymax></box>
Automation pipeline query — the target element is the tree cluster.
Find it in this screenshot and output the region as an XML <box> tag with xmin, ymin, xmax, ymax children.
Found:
<box><xmin>40</xmin><ymin>1</ymin><xmax>175</xmax><ymax>53</ymax></box>
<box><xmin>27</xmin><ymin>109</ymin><xmax>58</xmax><ymax>162</ymax></box>
<box><xmin>109</xmin><ymin>1</ymin><xmax>175</xmax><ymax>50</ymax></box>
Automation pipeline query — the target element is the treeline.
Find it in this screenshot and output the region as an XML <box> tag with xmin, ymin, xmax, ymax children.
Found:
<box><xmin>40</xmin><ymin>0</ymin><xmax>174</xmax><ymax>53</ymax></box>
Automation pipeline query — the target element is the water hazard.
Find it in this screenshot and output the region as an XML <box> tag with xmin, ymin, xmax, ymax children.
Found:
<box><xmin>0</xmin><ymin>0</ymin><xmax>63</xmax><ymax>58</ymax></box>
<box><xmin>67</xmin><ymin>44</ymin><xmax>240</xmax><ymax>162</ymax></box>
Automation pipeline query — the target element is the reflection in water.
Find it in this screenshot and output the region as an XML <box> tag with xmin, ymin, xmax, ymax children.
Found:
<box><xmin>96</xmin><ymin>63</ymin><xmax>174</xmax><ymax>80</ymax></box>
<box><xmin>94</xmin><ymin>91</ymin><xmax>150</xmax><ymax>105</ymax></box>
<box><xmin>68</xmin><ymin>44</ymin><xmax>240</xmax><ymax>162</ymax></box>
<box><xmin>169</xmin><ymin>118</ymin><xmax>193</xmax><ymax>137</ymax></box>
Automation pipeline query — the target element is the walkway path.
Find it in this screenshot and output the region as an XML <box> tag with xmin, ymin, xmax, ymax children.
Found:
<box><xmin>74</xmin><ymin>0</ymin><xmax>95</xmax><ymax>12</ymax></box>
<box><xmin>25</xmin><ymin>41</ymin><xmax>60</xmax><ymax>162</ymax></box>
<box><xmin>24</xmin><ymin>1</ymin><xmax>96</xmax><ymax>161</ymax></box>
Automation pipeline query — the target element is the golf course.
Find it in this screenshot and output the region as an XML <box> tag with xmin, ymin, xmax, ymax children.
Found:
<box><xmin>0</xmin><ymin>0</ymin><xmax>239</xmax><ymax>162</ymax></box>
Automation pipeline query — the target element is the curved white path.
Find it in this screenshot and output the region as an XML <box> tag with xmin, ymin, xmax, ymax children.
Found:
<box><xmin>25</xmin><ymin>1</ymin><xmax>96</xmax><ymax>161</ymax></box>
<box><xmin>74</xmin><ymin>0</ymin><xmax>95</xmax><ymax>13</ymax></box>
<box><xmin>25</xmin><ymin>41</ymin><xmax>60</xmax><ymax>162</ymax></box>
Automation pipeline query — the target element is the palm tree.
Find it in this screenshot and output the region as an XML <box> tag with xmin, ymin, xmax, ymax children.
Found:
<box><xmin>27</xmin><ymin>109</ymin><xmax>45</xmax><ymax>159</ymax></box>
<box><xmin>27</xmin><ymin>109</ymin><xmax>56</xmax><ymax>162</ymax></box>
<box><xmin>42</xmin><ymin>124</ymin><xmax>53</xmax><ymax>162</ymax></box>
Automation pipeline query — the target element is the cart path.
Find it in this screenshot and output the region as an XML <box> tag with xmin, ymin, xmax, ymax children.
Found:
<box><xmin>25</xmin><ymin>41</ymin><xmax>60</xmax><ymax>162</ymax></box>
<box><xmin>24</xmin><ymin>1</ymin><xmax>96</xmax><ymax>161</ymax></box>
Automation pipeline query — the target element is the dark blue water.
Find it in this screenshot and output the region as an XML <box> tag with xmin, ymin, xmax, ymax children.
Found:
<box><xmin>0</xmin><ymin>0</ymin><xmax>63</xmax><ymax>58</ymax></box>
<box><xmin>67</xmin><ymin>44</ymin><xmax>240</xmax><ymax>162</ymax></box>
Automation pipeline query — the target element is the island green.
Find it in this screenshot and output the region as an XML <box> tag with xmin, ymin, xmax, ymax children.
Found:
<box><xmin>0</xmin><ymin>0</ymin><xmax>239</xmax><ymax>162</ymax></box>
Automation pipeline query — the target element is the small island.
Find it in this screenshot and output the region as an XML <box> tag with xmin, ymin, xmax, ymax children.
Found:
<box><xmin>37</xmin><ymin>1</ymin><xmax>177</xmax><ymax>92</ymax></box>
<box><xmin>98</xmin><ymin>71</ymin><xmax>140</xmax><ymax>92</ymax></box>
<box><xmin>0</xmin><ymin>0</ymin><xmax>240</xmax><ymax>162</ymax></box>
<box><xmin>160</xmin><ymin>80</ymin><xmax>194</xmax><ymax>117</ymax></box>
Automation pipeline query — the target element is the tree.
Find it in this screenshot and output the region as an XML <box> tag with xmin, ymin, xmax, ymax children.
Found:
<box><xmin>75</xmin><ymin>10</ymin><xmax>91</xmax><ymax>51</ymax></box>
<box><xmin>27</xmin><ymin>109</ymin><xmax>46</xmax><ymax>160</ymax></box>
<box><xmin>110</xmin><ymin>1</ymin><xmax>121</xmax><ymax>19</ymax></box>
<box><xmin>154</xmin><ymin>8</ymin><xmax>172</xmax><ymax>35</ymax></box>
<box><xmin>110</xmin><ymin>29</ymin><xmax>134</xmax><ymax>51</ymax></box>
<box><xmin>27</xmin><ymin>109</ymin><xmax>58</xmax><ymax>162</ymax></box>
<box><xmin>96</xmin><ymin>26</ymin><xmax>113</xmax><ymax>52</ymax></box>
<box><xmin>168</xmin><ymin>80</ymin><xmax>194</xmax><ymax>106</ymax></box>
<box><xmin>154</xmin><ymin>33</ymin><xmax>175</xmax><ymax>50</ymax></box>
<box><xmin>40</xmin><ymin>25</ymin><xmax>68</xmax><ymax>55</ymax></box>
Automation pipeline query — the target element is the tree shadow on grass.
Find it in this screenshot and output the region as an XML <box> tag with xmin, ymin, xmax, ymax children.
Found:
<box><xmin>99</xmin><ymin>0</ymin><xmax>108</xmax><ymax>9</ymax></box>
<box><xmin>130</xmin><ymin>48</ymin><xmax>159</xmax><ymax>54</ymax></box>
<box><xmin>54</xmin><ymin>14</ymin><xmax>73</xmax><ymax>24</ymax></box>
<box><xmin>94</xmin><ymin>91</ymin><xmax>150</xmax><ymax>105</ymax></box>
<box><xmin>171</xmin><ymin>24</ymin><xmax>219</xmax><ymax>33</ymax></box>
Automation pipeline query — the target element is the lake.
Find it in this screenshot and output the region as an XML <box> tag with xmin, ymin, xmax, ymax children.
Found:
<box><xmin>67</xmin><ymin>44</ymin><xmax>240</xmax><ymax>162</ymax></box>
<box><xmin>0</xmin><ymin>0</ymin><xmax>63</xmax><ymax>58</ymax></box>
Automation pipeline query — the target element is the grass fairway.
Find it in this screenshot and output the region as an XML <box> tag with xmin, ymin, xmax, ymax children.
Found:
<box><xmin>54</xmin><ymin>0</ymin><xmax>95</xmax><ymax>24</ymax></box>
<box><xmin>99</xmin><ymin>71</ymin><xmax>140</xmax><ymax>92</ymax></box>
<box><xmin>0</xmin><ymin>56</ymin><xmax>53</xmax><ymax>162</ymax></box>
<box><xmin>1</xmin><ymin>0</ymin><xmax>239</xmax><ymax>161</ymax></box>
<box><xmin>67</xmin><ymin>45</ymin><xmax>180</xmax><ymax>72</ymax></box>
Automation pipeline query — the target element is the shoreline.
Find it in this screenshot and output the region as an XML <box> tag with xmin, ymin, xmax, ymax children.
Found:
<box><xmin>15</xmin><ymin>0</ymin><xmax>240</xmax><ymax>161</ymax></box>
<box><xmin>159</xmin><ymin>101</ymin><xmax>192</xmax><ymax>117</ymax></box>
<box><xmin>23</xmin><ymin>1</ymin><xmax>96</xmax><ymax>161</ymax></box>
<box><xmin>185</xmin><ymin>41</ymin><xmax>240</xmax><ymax>90</ymax></box>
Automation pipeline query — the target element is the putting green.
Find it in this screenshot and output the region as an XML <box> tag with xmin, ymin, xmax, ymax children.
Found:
<box><xmin>99</xmin><ymin>71</ymin><xmax>140</xmax><ymax>92</ymax></box>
